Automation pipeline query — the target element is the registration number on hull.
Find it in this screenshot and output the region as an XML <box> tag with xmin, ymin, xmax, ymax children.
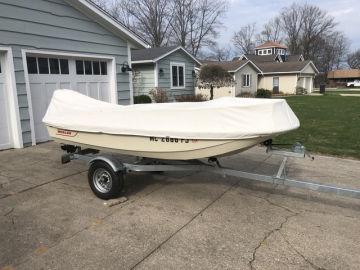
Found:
<box><xmin>149</xmin><ymin>137</ymin><xmax>198</xmax><ymax>143</ymax></box>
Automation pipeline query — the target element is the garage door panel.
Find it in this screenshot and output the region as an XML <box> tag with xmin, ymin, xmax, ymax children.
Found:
<box><xmin>99</xmin><ymin>82</ymin><xmax>109</xmax><ymax>102</ymax></box>
<box><xmin>76</xmin><ymin>82</ymin><xmax>88</xmax><ymax>96</ymax></box>
<box><xmin>88</xmin><ymin>82</ymin><xmax>99</xmax><ymax>100</ymax></box>
<box><xmin>60</xmin><ymin>82</ymin><xmax>71</xmax><ymax>89</ymax></box>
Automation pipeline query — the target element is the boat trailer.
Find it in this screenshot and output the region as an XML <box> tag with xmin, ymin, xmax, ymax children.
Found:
<box><xmin>60</xmin><ymin>143</ymin><xmax>360</xmax><ymax>200</ymax></box>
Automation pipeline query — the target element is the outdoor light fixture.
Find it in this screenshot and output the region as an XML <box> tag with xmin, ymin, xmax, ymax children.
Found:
<box><xmin>121</xmin><ymin>62</ymin><xmax>132</xmax><ymax>72</ymax></box>
<box><xmin>192</xmin><ymin>70</ymin><xmax>196</xmax><ymax>77</ymax></box>
<box><xmin>159</xmin><ymin>68</ymin><xmax>164</xmax><ymax>76</ymax></box>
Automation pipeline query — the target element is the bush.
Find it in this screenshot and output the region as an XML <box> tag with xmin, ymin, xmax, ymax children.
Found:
<box><xmin>134</xmin><ymin>94</ymin><xmax>152</xmax><ymax>104</ymax></box>
<box><xmin>149</xmin><ymin>88</ymin><xmax>169</xmax><ymax>103</ymax></box>
<box><xmin>256</xmin><ymin>88</ymin><xmax>272</xmax><ymax>98</ymax></box>
<box><xmin>175</xmin><ymin>94</ymin><xmax>208</xmax><ymax>102</ymax></box>
<box><xmin>296</xmin><ymin>86</ymin><xmax>307</xmax><ymax>95</ymax></box>
<box><xmin>236</xmin><ymin>91</ymin><xmax>255</xmax><ymax>98</ymax></box>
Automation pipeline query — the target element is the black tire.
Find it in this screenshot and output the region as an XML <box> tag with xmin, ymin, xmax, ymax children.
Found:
<box><xmin>88</xmin><ymin>161</ymin><xmax>124</xmax><ymax>200</ymax></box>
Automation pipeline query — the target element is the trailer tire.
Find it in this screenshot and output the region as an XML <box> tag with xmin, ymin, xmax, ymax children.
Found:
<box><xmin>88</xmin><ymin>161</ymin><xmax>124</xmax><ymax>200</ymax></box>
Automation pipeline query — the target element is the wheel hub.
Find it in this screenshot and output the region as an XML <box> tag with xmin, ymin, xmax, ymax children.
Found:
<box><xmin>93</xmin><ymin>168</ymin><xmax>112</xmax><ymax>193</ymax></box>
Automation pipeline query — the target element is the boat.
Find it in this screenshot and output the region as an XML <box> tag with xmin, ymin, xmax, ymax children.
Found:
<box><xmin>43</xmin><ymin>90</ymin><xmax>300</xmax><ymax>160</ymax></box>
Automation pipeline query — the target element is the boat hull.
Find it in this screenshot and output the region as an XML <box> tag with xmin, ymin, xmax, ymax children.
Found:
<box><xmin>47</xmin><ymin>126</ymin><xmax>270</xmax><ymax>160</ymax></box>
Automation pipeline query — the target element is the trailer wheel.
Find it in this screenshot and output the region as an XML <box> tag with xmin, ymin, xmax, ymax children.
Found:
<box><xmin>88</xmin><ymin>161</ymin><xmax>124</xmax><ymax>200</ymax></box>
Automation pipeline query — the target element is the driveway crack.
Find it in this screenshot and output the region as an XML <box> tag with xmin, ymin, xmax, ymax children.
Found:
<box><xmin>279</xmin><ymin>231</ymin><xmax>327</xmax><ymax>270</ymax></box>
<box><xmin>248</xmin><ymin>212</ymin><xmax>298</xmax><ymax>270</ymax></box>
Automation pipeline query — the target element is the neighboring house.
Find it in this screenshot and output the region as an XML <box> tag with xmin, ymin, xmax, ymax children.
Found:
<box><xmin>202</xmin><ymin>41</ymin><xmax>318</xmax><ymax>96</ymax></box>
<box><xmin>257</xmin><ymin>61</ymin><xmax>318</xmax><ymax>94</ymax></box>
<box><xmin>131</xmin><ymin>46</ymin><xmax>201</xmax><ymax>100</ymax></box>
<box><xmin>0</xmin><ymin>0</ymin><xmax>148</xmax><ymax>150</ymax></box>
<box><xmin>327</xmin><ymin>69</ymin><xmax>360</xmax><ymax>87</ymax></box>
<box><xmin>204</xmin><ymin>60</ymin><xmax>262</xmax><ymax>96</ymax></box>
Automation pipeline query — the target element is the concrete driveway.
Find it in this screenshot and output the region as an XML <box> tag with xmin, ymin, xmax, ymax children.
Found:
<box><xmin>1</xmin><ymin>142</ymin><xmax>360</xmax><ymax>270</ymax></box>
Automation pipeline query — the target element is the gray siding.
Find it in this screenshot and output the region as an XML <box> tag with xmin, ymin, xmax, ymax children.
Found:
<box><xmin>234</xmin><ymin>64</ymin><xmax>258</xmax><ymax>95</ymax></box>
<box><xmin>132</xmin><ymin>63</ymin><xmax>155</xmax><ymax>96</ymax></box>
<box><xmin>0</xmin><ymin>0</ymin><xmax>133</xmax><ymax>145</ymax></box>
<box><xmin>157</xmin><ymin>50</ymin><xmax>196</xmax><ymax>99</ymax></box>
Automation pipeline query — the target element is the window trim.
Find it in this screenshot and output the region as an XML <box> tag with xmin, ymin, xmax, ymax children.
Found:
<box><xmin>170</xmin><ymin>62</ymin><xmax>186</xmax><ymax>89</ymax></box>
<box><xmin>242</xmin><ymin>73</ymin><xmax>251</xmax><ymax>87</ymax></box>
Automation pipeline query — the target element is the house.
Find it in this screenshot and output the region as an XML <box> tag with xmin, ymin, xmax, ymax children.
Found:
<box><xmin>202</xmin><ymin>41</ymin><xmax>318</xmax><ymax>95</ymax></box>
<box><xmin>327</xmin><ymin>69</ymin><xmax>360</xmax><ymax>87</ymax></box>
<box><xmin>0</xmin><ymin>0</ymin><xmax>148</xmax><ymax>151</ymax></box>
<box><xmin>131</xmin><ymin>46</ymin><xmax>201</xmax><ymax>100</ymax></box>
<box><xmin>203</xmin><ymin>60</ymin><xmax>262</xmax><ymax>96</ymax></box>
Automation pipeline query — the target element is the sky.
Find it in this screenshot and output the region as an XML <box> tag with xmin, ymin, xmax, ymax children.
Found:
<box><xmin>220</xmin><ymin>0</ymin><xmax>360</xmax><ymax>51</ymax></box>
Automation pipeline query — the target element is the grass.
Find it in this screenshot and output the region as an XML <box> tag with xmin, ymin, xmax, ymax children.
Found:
<box><xmin>273</xmin><ymin>92</ymin><xmax>360</xmax><ymax>159</ymax></box>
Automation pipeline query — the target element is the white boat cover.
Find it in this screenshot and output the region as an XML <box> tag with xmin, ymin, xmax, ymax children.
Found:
<box><xmin>43</xmin><ymin>90</ymin><xmax>300</xmax><ymax>140</ymax></box>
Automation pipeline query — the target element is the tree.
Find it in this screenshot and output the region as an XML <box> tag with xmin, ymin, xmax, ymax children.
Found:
<box><xmin>232</xmin><ymin>23</ymin><xmax>256</xmax><ymax>54</ymax></box>
<box><xmin>169</xmin><ymin>0</ymin><xmax>228</xmax><ymax>56</ymax></box>
<box><xmin>198</xmin><ymin>65</ymin><xmax>234</xmax><ymax>100</ymax></box>
<box><xmin>202</xmin><ymin>44</ymin><xmax>233</xmax><ymax>61</ymax></box>
<box><xmin>95</xmin><ymin>0</ymin><xmax>172</xmax><ymax>47</ymax></box>
<box><xmin>313</xmin><ymin>31</ymin><xmax>349</xmax><ymax>72</ymax></box>
<box><xmin>347</xmin><ymin>50</ymin><xmax>360</xmax><ymax>69</ymax></box>
<box><xmin>280</xmin><ymin>3</ymin><xmax>336</xmax><ymax>59</ymax></box>
<box><xmin>95</xmin><ymin>0</ymin><xmax>227</xmax><ymax>54</ymax></box>
<box><xmin>258</xmin><ymin>18</ymin><xmax>283</xmax><ymax>43</ymax></box>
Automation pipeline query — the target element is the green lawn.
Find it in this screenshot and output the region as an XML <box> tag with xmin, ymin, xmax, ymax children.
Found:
<box><xmin>274</xmin><ymin>93</ymin><xmax>360</xmax><ymax>159</ymax></box>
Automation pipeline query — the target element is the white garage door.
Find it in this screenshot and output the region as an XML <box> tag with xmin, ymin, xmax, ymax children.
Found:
<box><xmin>0</xmin><ymin>52</ymin><xmax>12</xmax><ymax>150</ymax></box>
<box><xmin>26</xmin><ymin>54</ymin><xmax>112</xmax><ymax>143</ymax></box>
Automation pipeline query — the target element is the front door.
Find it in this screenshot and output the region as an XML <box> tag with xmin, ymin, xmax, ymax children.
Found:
<box><xmin>273</xmin><ymin>77</ymin><xmax>279</xmax><ymax>94</ymax></box>
<box><xmin>0</xmin><ymin>52</ymin><xmax>12</xmax><ymax>150</ymax></box>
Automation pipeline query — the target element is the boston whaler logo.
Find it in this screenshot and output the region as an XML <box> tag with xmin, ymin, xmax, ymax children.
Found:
<box><xmin>149</xmin><ymin>136</ymin><xmax>198</xmax><ymax>143</ymax></box>
<box><xmin>56</xmin><ymin>129</ymin><xmax>78</xmax><ymax>137</ymax></box>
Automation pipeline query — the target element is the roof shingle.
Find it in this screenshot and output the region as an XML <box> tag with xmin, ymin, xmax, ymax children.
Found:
<box><xmin>202</xmin><ymin>60</ymin><xmax>249</xmax><ymax>72</ymax></box>
<box><xmin>255</xmin><ymin>41</ymin><xmax>287</xmax><ymax>49</ymax></box>
<box><xmin>131</xmin><ymin>46</ymin><xmax>178</xmax><ymax>62</ymax></box>
<box><xmin>257</xmin><ymin>61</ymin><xmax>311</xmax><ymax>73</ymax></box>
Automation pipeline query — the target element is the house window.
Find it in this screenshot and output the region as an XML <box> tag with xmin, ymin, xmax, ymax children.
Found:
<box><xmin>100</xmin><ymin>61</ymin><xmax>107</xmax><ymax>75</ymax></box>
<box><xmin>49</xmin><ymin>58</ymin><xmax>60</xmax><ymax>74</ymax></box>
<box><xmin>27</xmin><ymin>57</ymin><xmax>38</xmax><ymax>74</ymax></box>
<box><xmin>93</xmin><ymin>61</ymin><xmax>100</xmax><ymax>75</ymax></box>
<box><xmin>258</xmin><ymin>50</ymin><xmax>263</xmax><ymax>55</ymax></box>
<box><xmin>26</xmin><ymin>57</ymin><xmax>69</xmax><ymax>75</ymax></box>
<box><xmin>76</xmin><ymin>60</ymin><xmax>107</xmax><ymax>75</ymax></box>
<box><xmin>242</xmin><ymin>74</ymin><xmax>251</xmax><ymax>87</ymax></box>
<box><xmin>60</xmin><ymin>59</ymin><xmax>69</xmax><ymax>74</ymax></box>
<box><xmin>267</xmin><ymin>49</ymin><xmax>271</xmax><ymax>54</ymax></box>
<box><xmin>38</xmin><ymin>58</ymin><xmax>49</xmax><ymax>74</ymax></box>
<box><xmin>171</xmin><ymin>62</ymin><xmax>185</xmax><ymax>88</ymax></box>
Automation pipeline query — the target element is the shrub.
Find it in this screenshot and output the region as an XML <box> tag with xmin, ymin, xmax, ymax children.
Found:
<box><xmin>256</xmin><ymin>88</ymin><xmax>272</xmax><ymax>98</ymax></box>
<box><xmin>175</xmin><ymin>94</ymin><xmax>208</xmax><ymax>102</ymax></box>
<box><xmin>296</xmin><ymin>86</ymin><xmax>307</xmax><ymax>95</ymax></box>
<box><xmin>236</xmin><ymin>91</ymin><xmax>255</xmax><ymax>98</ymax></box>
<box><xmin>149</xmin><ymin>88</ymin><xmax>169</xmax><ymax>103</ymax></box>
<box><xmin>134</xmin><ymin>94</ymin><xmax>152</xmax><ymax>104</ymax></box>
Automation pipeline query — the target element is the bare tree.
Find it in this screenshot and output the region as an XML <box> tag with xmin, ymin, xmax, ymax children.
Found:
<box><xmin>314</xmin><ymin>31</ymin><xmax>349</xmax><ymax>72</ymax></box>
<box><xmin>94</xmin><ymin>0</ymin><xmax>172</xmax><ymax>47</ymax></box>
<box><xmin>169</xmin><ymin>0</ymin><xmax>228</xmax><ymax>56</ymax></box>
<box><xmin>280</xmin><ymin>3</ymin><xmax>336</xmax><ymax>59</ymax></box>
<box><xmin>347</xmin><ymin>50</ymin><xmax>360</xmax><ymax>69</ymax></box>
<box><xmin>232</xmin><ymin>23</ymin><xmax>256</xmax><ymax>54</ymax></box>
<box><xmin>203</xmin><ymin>44</ymin><xmax>233</xmax><ymax>61</ymax></box>
<box><xmin>258</xmin><ymin>18</ymin><xmax>283</xmax><ymax>43</ymax></box>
